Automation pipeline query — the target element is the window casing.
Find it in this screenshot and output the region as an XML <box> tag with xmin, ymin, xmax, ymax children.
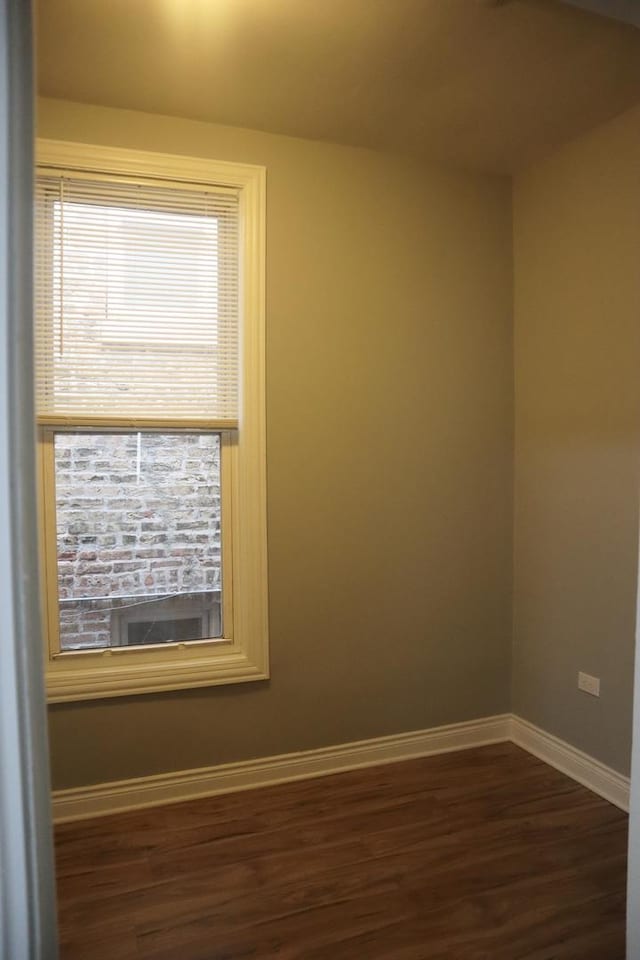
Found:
<box><xmin>35</xmin><ymin>140</ymin><xmax>267</xmax><ymax>702</ymax></box>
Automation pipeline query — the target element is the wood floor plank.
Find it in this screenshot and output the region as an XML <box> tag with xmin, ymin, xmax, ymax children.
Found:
<box><xmin>54</xmin><ymin>743</ymin><xmax>628</xmax><ymax>959</ymax></box>
<box><xmin>131</xmin><ymin>806</ymin><xmax>624</xmax><ymax>949</ymax></box>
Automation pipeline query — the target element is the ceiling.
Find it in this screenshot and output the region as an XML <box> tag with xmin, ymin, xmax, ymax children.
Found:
<box><xmin>36</xmin><ymin>0</ymin><xmax>640</xmax><ymax>174</ymax></box>
<box><xmin>561</xmin><ymin>0</ymin><xmax>640</xmax><ymax>28</ymax></box>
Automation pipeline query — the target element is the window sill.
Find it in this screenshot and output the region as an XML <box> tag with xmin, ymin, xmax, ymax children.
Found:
<box><xmin>46</xmin><ymin>643</ymin><xmax>269</xmax><ymax>702</ymax></box>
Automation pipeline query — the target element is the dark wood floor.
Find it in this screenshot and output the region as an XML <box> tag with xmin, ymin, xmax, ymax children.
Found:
<box><xmin>54</xmin><ymin>743</ymin><xmax>628</xmax><ymax>959</ymax></box>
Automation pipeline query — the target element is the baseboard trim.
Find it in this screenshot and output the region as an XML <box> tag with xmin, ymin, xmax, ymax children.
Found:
<box><xmin>52</xmin><ymin>712</ymin><xmax>631</xmax><ymax>822</ymax></box>
<box><xmin>52</xmin><ymin>714</ymin><xmax>511</xmax><ymax>823</ymax></box>
<box><xmin>510</xmin><ymin>715</ymin><xmax>630</xmax><ymax>812</ymax></box>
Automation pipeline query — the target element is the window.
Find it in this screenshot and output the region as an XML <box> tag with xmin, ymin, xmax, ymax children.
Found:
<box><xmin>35</xmin><ymin>140</ymin><xmax>267</xmax><ymax>702</ymax></box>
<box><xmin>52</xmin><ymin>430</ymin><xmax>224</xmax><ymax>652</ymax></box>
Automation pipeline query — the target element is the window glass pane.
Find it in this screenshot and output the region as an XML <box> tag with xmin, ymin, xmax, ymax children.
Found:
<box><xmin>54</xmin><ymin>431</ymin><xmax>222</xmax><ymax>651</ymax></box>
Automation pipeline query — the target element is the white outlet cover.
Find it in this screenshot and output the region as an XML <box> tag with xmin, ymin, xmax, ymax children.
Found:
<box><xmin>578</xmin><ymin>671</ymin><xmax>600</xmax><ymax>697</ymax></box>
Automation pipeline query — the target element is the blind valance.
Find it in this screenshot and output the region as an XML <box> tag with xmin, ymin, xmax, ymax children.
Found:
<box><xmin>34</xmin><ymin>172</ymin><xmax>240</xmax><ymax>426</ymax></box>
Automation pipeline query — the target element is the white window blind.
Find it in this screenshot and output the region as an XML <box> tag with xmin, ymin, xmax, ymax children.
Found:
<box><xmin>34</xmin><ymin>172</ymin><xmax>240</xmax><ymax>426</ymax></box>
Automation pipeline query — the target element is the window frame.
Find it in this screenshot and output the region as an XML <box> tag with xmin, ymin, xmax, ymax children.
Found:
<box><xmin>36</xmin><ymin>139</ymin><xmax>268</xmax><ymax>703</ymax></box>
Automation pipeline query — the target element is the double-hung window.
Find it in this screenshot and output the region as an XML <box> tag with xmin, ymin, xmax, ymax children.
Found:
<box><xmin>35</xmin><ymin>140</ymin><xmax>267</xmax><ymax>701</ymax></box>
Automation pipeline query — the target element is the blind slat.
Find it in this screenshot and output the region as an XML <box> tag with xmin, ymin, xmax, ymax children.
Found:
<box><xmin>34</xmin><ymin>173</ymin><xmax>240</xmax><ymax>423</ymax></box>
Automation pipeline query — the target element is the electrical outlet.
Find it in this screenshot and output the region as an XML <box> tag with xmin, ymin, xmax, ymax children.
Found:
<box><xmin>578</xmin><ymin>671</ymin><xmax>600</xmax><ymax>697</ymax></box>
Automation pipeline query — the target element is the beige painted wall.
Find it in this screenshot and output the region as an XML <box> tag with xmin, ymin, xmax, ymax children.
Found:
<box><xmin>38</xmin><ymin>98</ymin><xmax>514</xmax><ymax>790</ymax></box>
<box><xmin>512</xmin><ymin>105</ymin><xmax>640</xmax><ymax>775</ymax></box>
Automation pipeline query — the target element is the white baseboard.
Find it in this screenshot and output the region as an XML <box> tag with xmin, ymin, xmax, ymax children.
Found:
<box><xmin>510</xmin><ymin>715</ymin><xmax>630</xmax><ymax>812</ymax></box>
<box><xmin>51</xmin><ymin>712</ymin><xmax>631</xmax><ymax>823</ymax></box>
<box><xmin>52</xmin><ymin>714</ymin><xmax>511</xmax><ymax>823</ymax></box>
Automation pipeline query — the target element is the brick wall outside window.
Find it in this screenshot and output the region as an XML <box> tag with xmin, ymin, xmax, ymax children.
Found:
<box><xmin>55</xmin><ymin>431</ymin><xmax>221</xmax><ymax>650</ymax></box>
